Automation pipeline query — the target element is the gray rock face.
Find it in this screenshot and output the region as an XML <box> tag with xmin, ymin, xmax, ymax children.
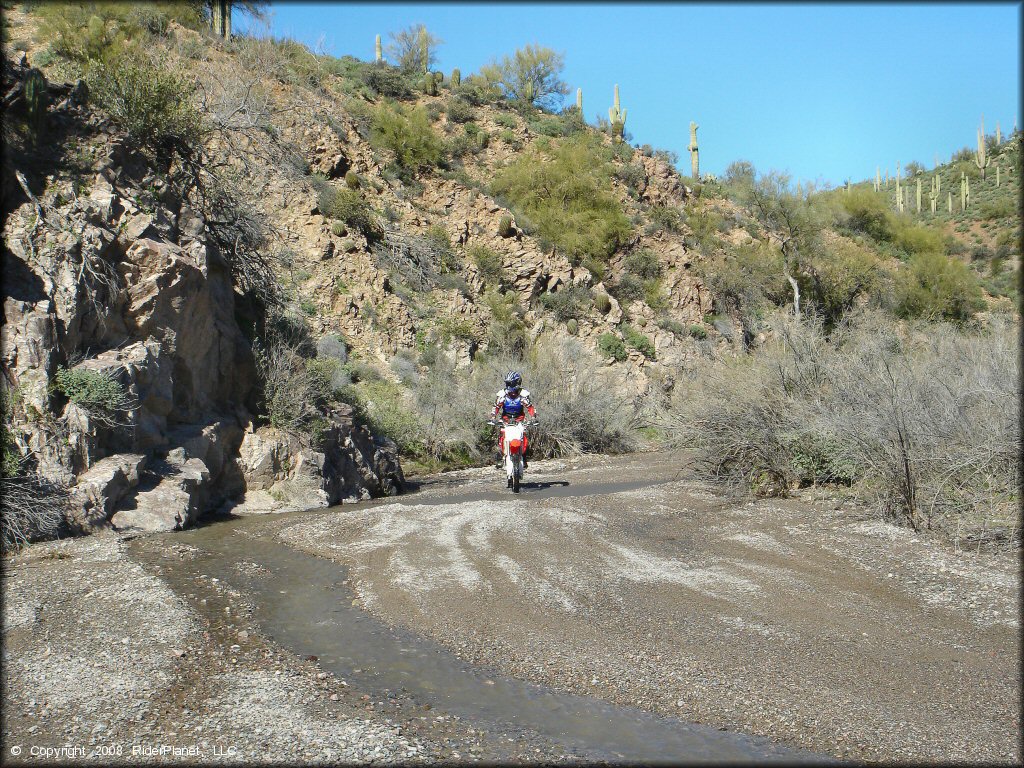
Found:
<box><xmin>111</xmin><ymin>456</ymin><xmax>211</xmax><ymax>533</ymax></box>
<box><xmin>234</xmin><ymin>412</ymin><xmax>404</xmax><ymax>514</ymax></box>
<box><xmin>2</xmin><ymin>108</ymin><xmax>404</xmax><ymax>540</ymax></box>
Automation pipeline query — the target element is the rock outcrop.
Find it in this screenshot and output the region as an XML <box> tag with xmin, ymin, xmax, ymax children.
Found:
<box><xmin>2</xmin><ymin>62</ymin><xmax>405</xmax><ymax>539</ymax></box>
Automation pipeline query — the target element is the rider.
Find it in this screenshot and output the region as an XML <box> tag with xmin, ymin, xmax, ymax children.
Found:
<box><xmin>492</xmin><ymin>370</ymin><xmax>536</xmax><ymax>469</ymax></box>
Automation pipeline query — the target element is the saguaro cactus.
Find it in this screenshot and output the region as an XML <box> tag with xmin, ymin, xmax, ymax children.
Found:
<box><xmin>24</xmin><ymin>68</ymin><xmax>47</xmax><ymax>138</ymax></box>
<box><xmin>211</xmin><ymin>0</ymin><xmax>231</xmax><ymax>38</ymax></box>
<box><xmin>928</xmin><ymin>173</ymin><xmax>940</xmax><ymax>213</ymax></box>
<box><xmin>947</xmin><ymin>190</ymin><xmax>952</xmax><ymax>213</ymax></box>
<box><xmin>975</xmin><ymin>115</ymin><xmax>991</xmax><ymax>179</ymax></box>
<box><xmin>895</xmin><ymin>162</ymin><xmax>903</xmax><ymax>212</ymax></box>
<box><xmin>960</xmin><ymin>172</ymin><xmax>970</xmax><ymax>210</ymax></box>
<box><xmin>688</xmin><ymin>121</ymin><xmax>699</xmax><ymax>178</ymax></box>
<box><xmin>576</xmin><ymin>88</ymin><xmax>582</xmax><ymax>112</ymax></box>
<box><xmin>523</xmin><ymin>80</ymin><xmax>534</xmax><ymax>104</ymax></box>
<box><xmin>375</xmin><ymin>34</ymin><xmax>382</xmax><ymax>63</ymax></box>
<box><xmin>419</xmin><ymin>26</ymin><xmax>429</xmax><ymax>74</ymax></box>
<box><xmin>916</xmin><ymin>176</ymin><xmax>921</xmax><ymax>213</ymax></box>
<box><xmin>608</xmin><ymin>84</ymin><xmax>627</xmax><ymax>142</ymax></box>
<box><xmin>424</xmin><ymin>73</ymin><xmax>436</xmax><ymax>96</ymax></box>
<box><xmin>996</xmin><ymin>122</ymin><xmax>1001</xmax><ymax>144</ymax></box>
<box><xmin>451</xmin><ymin>68</ymin><xmax>460</xmax><ymax>86</ymax></box>
<box><xmin>996</xmin><ymin>164</ymin><xmax>1000</xmax><ymax>187</ymax></box>
<box><xmin>874</xmin><ymin>167</ymin><xmax>881</xmax><ymax>192</ymax></box>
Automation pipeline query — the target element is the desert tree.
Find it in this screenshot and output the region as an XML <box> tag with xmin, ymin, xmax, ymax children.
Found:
<box><xmin>480</xmin><ymin>44</ymin><xmax>569</xmax><ymax>108</ymax></box>
<box><xmin>387</xmin><ymin>23</ymin><xmax>443</xmax><ymax>74</ymax></box>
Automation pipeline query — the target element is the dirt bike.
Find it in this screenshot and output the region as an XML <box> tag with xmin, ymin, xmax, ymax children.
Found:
<box><xmin>488</xmin><ymin>416</ymin><xmax>536</xmax><ymax>493</ymax></box>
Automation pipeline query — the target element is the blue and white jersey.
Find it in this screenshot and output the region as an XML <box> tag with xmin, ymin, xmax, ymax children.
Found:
<box><xmin>494</xmin><ymin>388</ymin><xmax>532</xmax><ymax>419</ymax></box>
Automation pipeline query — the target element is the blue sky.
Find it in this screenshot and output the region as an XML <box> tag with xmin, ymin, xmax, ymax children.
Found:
<box><xmin>236</xmin><ymin>3</ymin><xmax>1021</xmax><ymax>187</ymax></box>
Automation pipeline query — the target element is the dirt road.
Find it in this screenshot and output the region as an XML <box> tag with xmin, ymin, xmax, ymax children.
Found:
<box><xmin>2</xmin><ymin>450</ymin><xmax>1019</xmax><ymax>763</ymax></box>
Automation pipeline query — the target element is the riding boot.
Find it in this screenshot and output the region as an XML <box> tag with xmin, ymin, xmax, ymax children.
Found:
<box><xmin>495</xmin><ymin>450</ymin><xmax>503</xmax><ymax>469</ymax></box>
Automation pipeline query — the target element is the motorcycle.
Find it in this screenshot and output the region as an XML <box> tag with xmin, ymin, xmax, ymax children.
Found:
<box><xmin>488</xmin><ymin>415</ymin><xmax>536</xmax><ymax>493</ymax></box>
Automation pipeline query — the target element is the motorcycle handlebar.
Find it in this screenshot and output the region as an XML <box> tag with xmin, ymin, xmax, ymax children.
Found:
<box><xmin>487</xmin><ymin>419</ymin><xmax>538</xmax><ymax>426</ymax></box>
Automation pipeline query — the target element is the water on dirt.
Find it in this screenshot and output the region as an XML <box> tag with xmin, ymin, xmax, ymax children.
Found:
<box><xmin>133</xmin><ymin>478</ymin><xmax>833</xmax><ymax>764</ymax></box>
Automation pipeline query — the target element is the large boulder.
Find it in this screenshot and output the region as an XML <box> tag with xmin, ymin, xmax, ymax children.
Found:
<box><xmin>234</xmin><ymin>411</ymin><xmax>404</xmax><ymax>514</ymax></box>
<box><xmin>66</xmin><ymin>453</ymin><xmax>148</xmax><ymax>531</ymax></box>
<box><xmin>110</xmin><ymin>456</ymin><xmax>211</xmax><ymax>533</ymax></box>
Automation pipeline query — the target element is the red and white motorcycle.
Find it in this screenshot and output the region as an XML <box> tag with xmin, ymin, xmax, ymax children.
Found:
<box><xmin>488</xmin><ymin>415</ymin><xmax>536</xmax><ymax>493</ymax></box>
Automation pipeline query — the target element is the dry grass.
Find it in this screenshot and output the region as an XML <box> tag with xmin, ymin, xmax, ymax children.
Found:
<box><xmin>654</xmin><ymin>309</ymin><xmax>1020</xmax><ymax>548</ymax></box>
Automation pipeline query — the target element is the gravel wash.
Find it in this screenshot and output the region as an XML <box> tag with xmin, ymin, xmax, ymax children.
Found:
<box><xmin>282</xmin><ymin>450</ymin><xmax>1021</xmax><ymax>764</ymax></box>
<box><xmin>1</xmin><ymin>531</ymin><xmax>574</xmax><ymax>764</ymax></box>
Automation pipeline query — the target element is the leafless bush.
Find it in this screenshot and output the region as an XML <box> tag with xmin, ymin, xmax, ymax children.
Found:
<box><xmin>252</xmin><ymin>334</ymin><xmax>329</xmax><ymax>433</ymax></box>
<box><xmin>1</xmin><ymin>469</ymin><xmax>69</xmax><ymax>552</ymax></box>
<box><xmin>655</xmin><ymin>309</ymin><xmax>1021</xmax><ymax>546</ymax></box>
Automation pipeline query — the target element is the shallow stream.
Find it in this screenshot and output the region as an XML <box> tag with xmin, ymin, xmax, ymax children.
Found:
<box><xmin>135</xmin><ymin>477</ymin><xmax>832</xmax><ymax>763</ymax></box>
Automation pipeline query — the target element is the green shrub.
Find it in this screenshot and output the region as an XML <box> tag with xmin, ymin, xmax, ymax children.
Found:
<box><xmin>689</xmin><ymin>324</ymin><xmax>708</xmax><ymax>340</ymax></box>
<box><xmin>445</xmin><ymin>98</ymin><xmax>474</xmax><ymax>123</ymax></box>
<box><xmin>360</xmin><ymin>64</ymin><xmax>414</xmax><ymax>99</ymax></box>
<box><xmin>370</xmin><ymin>103</ymin><xmax>443</xmax><ymax>177</ymax></box>
<box><xmin>615</xmin><ymin>162</ymin><xmax>646</xmax><ymax>195</ymax></box>
<box><xmin>299</xmin><ymin>298</ymin><xmax>318</xmax><ymax>316</ymax></box>
<box><xmin>654</xmin><ymin>317</ymin><xmax>686</xmax><ymax>337</ymax></box>
<box><xmin>609</xmin><ymin>273</ymin><xmax>645</xmax><ymax>304</ymax></box>
<box><xmin>470</xmin><ymin>245</ymin><xmax>503</xmax><ymax>283</ymax></box>
<box><xmin>643</xmin><ymin>279</ymin><xmax>669</xmax><ymax>310</ymax></box>
<box><xmin>32</xmin><ymin>2</ymin><xmax>202</xmax><ymax>66</ymax></box>
<box><xmin>321</xmin><ymin>187</ymin><xmax>380</xmax><ymax>239</ymax></box>
<box><xmin>54</xmin><ymin>365</ymin><xmax>134</xmax><ymax>425</ymax></box>
<box><xmin>890</xmin><ymin>217</ymin><xmax>945</xmax><ymax>256</ymax></box>
<box><xmin>802</xmin><ymin>239</ymin><xmax>889</xmax><ymax>326</ymax></box>
<box><xmin>624</xmin><ymin>248</ymin><xmax>663</xmax><ymax>279</ymax></box>
<box><xmin>597</xmin><ymin>332</ymin><xmax>628</xmax><ymax>362</ymax></box>
<box><xmin>483</xmin><ymin>289</ymin><xmax>528</xmax><ymax>359</ymax></box>
<box><xmin>621</xmin><ymin>324</ymin><xmax>656</xmax><ymax>360</ymax></box>
<box><xmin>593</xmin><ymin>292</ymin><xmax>612</xmax><ymax>314</ymax></box>
<box><xmin>839</xmin><ymin>187</ymin><xmax>892</xmax><ymax>241</ymax></box>
<box><xmin>424</xmin><ymin>224</ymin><xmax>459</xmax><ymax>272</ymax></box>
<box><xmin>498</xmin><ymin>128</ymin><xmax>518</xmax><ymax>146</ymax></box>
<box><xmin>980</xmin><ymin>199</ymin><xmax>1015</xmax><ymax>220</ymax></box>
<box><xmin>685</xmin><ymin>204</ymin><xmax>723</xmax><ymax>251</ymax></box>
<box><xmin>346</xmin><ymin>379</ymin><xmax>420</xmax><ymax>455</ymax></box>
<box><xmin>494</xmin><ymin>112</ymin><xmax>518</xmax><ymax>129</ymax></box>
<box><xmin>540</xmin><ymin>285</ymin><xmax>593</xmax><ymax>321</ymax></box>
<box><xmin>89</xmin><ymin>49</ymin><xmax>201</xmax><ymax>159</ymax></box>
<box><xmin>490</xmin><ymin>134</ymin><xmax>631</xmax><ymax>264</ymax></box>
<box><xmin>646</xmin><ymin>204</ymin><xmax>685</xmax><ymax>234</ymax></box>
<box><xmin>893</xmin><ymin>251</ymin><xmax>986</xmax><ymax>323</ymax></box>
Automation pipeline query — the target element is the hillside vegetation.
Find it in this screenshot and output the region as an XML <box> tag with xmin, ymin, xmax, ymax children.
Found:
<box><xmin>1</xmin><ymin>2</ymin><xmax>1019</xmax><ymax>550</ymax></box>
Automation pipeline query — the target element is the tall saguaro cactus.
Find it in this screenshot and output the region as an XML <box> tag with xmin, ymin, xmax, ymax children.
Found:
<box><xmin>576</xmin><ymin>88</ymin><xmax>582</xmax><ymax>112</ymax></box>
<box><xmin>996</xmin><ymin>122</ymin><xmax>1001</xmax><ymax>144</ymax></box>
<box><xmin>211</xmin><ymin>0</ymin><xmax>231</xmax><ymax>38</ymax></box>
<box><xmin>688</xmin><ymin>122</ymin><xmax>699</xmax><ymax>178</ymax></box>
<box><xmin>975</xmin><ymin>115</ymin><xmax>991</xmax><ymax>179</ymax></box>
<box><xmin>947</xmin><ymin>190</ymin><xmax>952</xmax><ymax>213</ymax></box>
<box><xmin>928</xmin><ymin>173</ymin><xmax>940</xmax><ymax>213</ymax></box>
<box><xmin>916</xmin><ymin>176</ymin><xmax>922</xmax><ymax>213</ymax></box>
<box><xmin>996</xmin><ymin>164</ymin><xmax>1000</xmax><ymax>187</ymax></box>
<box><xmin>419</xmin><ymin>26</ymin><xmax>429</xmax><ymax>74</ymax></box>
<box><xmin>960</xmin><ymin>172</ymin><xmax>970</xmax><ymax>210</ymax></box>
<box><xmin>375</xmin><ymin>34</ymin><xmax>382</xmax><ymax>63</ymax></box>
<box><xmin>895</xmin><ymin>162</ymin><xmax>903</xmax><ymax>212</ymax></box>
<box><xmin>24</xmin><ymin>68</ymin><xmax>47</xmax><ymax>140</ymax></box>
<box><xmin>451</xmin><ymin>68</ymin><xmax>460</xmax><ymax>86</ymax></box>
<box><xmin>608</xmin><ymin>84</ymin><xmax>627</xmax><ymax>143</ymax></box>
<box><xmin>874</xmin><ymin>167</ymin><xmax>881</xmax><ymax>192</ymax></box>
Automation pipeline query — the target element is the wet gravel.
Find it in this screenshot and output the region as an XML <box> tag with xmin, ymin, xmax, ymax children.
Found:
<box><xmin>282</xmin><ymin>450</ymin><xmax>1021</xmax><ymax>764</ymax></box>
